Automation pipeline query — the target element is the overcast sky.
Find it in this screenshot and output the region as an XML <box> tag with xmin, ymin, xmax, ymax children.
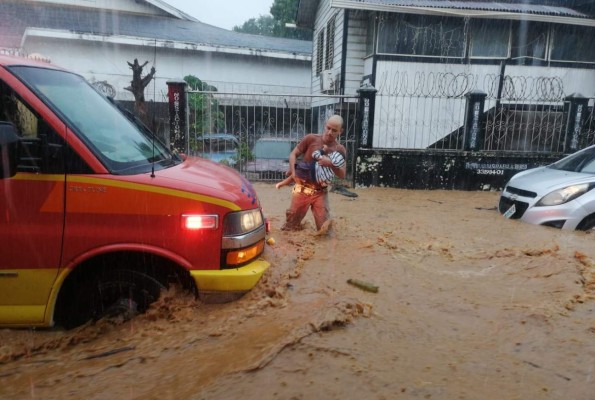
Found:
<box><xmin>164</xmin><ymin>0</ymin><xmax>274</xmax><ymax>30</ymax></box>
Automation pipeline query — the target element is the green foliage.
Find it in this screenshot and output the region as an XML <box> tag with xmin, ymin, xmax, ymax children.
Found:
<box><xmin>234</xmin><ymin>15</ymin><xmax>277</xmax><ymax>37</ymax></box>
<box><xmin>237</xmin><ymin>141</ymin><xmax>254</xmax><ymax>163</ymax></box>
<box><xmin>233</xmin><ymin>0</ymin><xmax>312</xmax><ymax>40</ymax></box>
<box><xmin>184</xmin><ymin>75</ymin><xmax>217</xmax><ymax>92</ymax></box>
<box><xmin>184</xmin><ymin>75</ymin><xmax>225</xmax><ymax>149</ymax></box>
<box><xmin>183</xmin><ymin>76</ymin><xmax>255</xmax><ymax>166</ymax></box>
<box><xmin>270</xmin><ymin>0</ymin><xmax>296</xmax><ymax>22</ymax></box>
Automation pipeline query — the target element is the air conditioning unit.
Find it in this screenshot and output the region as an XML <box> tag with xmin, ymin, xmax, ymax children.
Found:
<box><xmin>334</xmin><ymin>73</ymin><xmax>342</xmax><ymax>92</ymax></box>
<box><xmin>320</xmin><ymin>70</ymin><xmax>334</xmax><ymax>93</ymax></box>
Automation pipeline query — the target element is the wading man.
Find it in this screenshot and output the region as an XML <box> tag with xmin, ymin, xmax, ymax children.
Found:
<box><xmin>281</xmin><ymin>114</ymin><xmax>347</xmax><ymax>233</ymax></box>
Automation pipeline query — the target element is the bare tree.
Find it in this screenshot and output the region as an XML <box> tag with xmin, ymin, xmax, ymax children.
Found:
<box><xmin>124</xmin><ymin>58</ymin><xmax>156</xmax><ymax>122</ymax></box>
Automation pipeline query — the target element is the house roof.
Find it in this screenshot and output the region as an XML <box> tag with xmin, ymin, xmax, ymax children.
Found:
<box><xmin>143</xmin><ymin>0</ymin><xmax>199</xmax><ymax>21</ymax></box>
<box><xmin>0</xmin><ymin>2</ymin><xmax>312</xmax><ymax>60</ymax></box>
<box><xmin>297</xmin><ymin>0</ymin><xmax>595</xmax><ymax>28</ymax></box>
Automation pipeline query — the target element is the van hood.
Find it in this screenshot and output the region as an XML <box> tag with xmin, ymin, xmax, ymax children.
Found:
<box><xmin>150</xmin><ymin>156</ymin><xmax>259</xmax><ymax>210</ymax></box>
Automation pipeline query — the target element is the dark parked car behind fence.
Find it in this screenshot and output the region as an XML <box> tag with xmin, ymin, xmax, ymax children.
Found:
<box><xmin>244</xmin><ymin>137</ymin><xmax>298</xmax><ymax>181</ymax></box>
<box><xmin>192</xmin><ymin>133</ymin><xmax>239</xmax><ymax>167</ymax></box>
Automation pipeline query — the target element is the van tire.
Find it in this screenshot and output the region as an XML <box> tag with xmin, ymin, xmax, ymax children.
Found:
<box><xmin>60</xmin><ymin>269</ymin><xmax>165</xmax><ymax>329</ymax></box>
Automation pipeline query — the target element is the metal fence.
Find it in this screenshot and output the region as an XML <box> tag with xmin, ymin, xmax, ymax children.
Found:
<box><xmin>374</xmin><ymin>71</ymin><xmax>595</xmax><ymax>153</ymax></box>
<box><xmin>183</xmin><ymin>89</ymin><xmax>360</xmax><ymax>185</ymax></box>
<box><xmin>147</xmin><ymin>73</ymin><xmax>594</xmax><ymax>192</ymax></box>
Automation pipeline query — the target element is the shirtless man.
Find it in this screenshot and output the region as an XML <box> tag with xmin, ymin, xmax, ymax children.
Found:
<box><xmin>281</xmin><ymin>114</ymin><xmax>347</xmax><ymax>232</ymax></box>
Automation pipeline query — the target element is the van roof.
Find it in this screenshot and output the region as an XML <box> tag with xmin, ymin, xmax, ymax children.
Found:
<box><xmin>0</xmin><ymin>54</ymin><xmax>64</xmax><ymax>70</ymax></box>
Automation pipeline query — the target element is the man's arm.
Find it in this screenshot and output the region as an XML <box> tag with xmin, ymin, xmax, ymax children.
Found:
<box><xmin>287</xmin><ymin>146</ymin><xmax>302</xmax><ymax>177</ymax></box>
<box><xmin>332</xmin><ymin>160</ymin><xmax>347</xmax><ymax>179</ymax></box>
<box><xmin>317</xmin><ymin>155</ymin><xmax>346</xmax><ymax>179</ymax></box>
<box><xmin>334</xmin><ymin>162</ymin><xmax>347</xmax><ymax>179</ymax></box>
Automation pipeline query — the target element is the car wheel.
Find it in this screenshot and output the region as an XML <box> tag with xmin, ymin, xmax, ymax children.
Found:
<box><xmin>61</xmin><ymin>269</ymin><xmax>165</xmax><ymax>329</ymax></box>
<box><xmin>576</xmin><ymin>214</ymin><xmax>595</xmax><ymax>232</ymax></box>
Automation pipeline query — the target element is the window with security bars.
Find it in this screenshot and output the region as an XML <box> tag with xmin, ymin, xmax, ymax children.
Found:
<box><xmin>470</xmin><ymin>19</ymin><xmax>510</xmax><ymax>59</ymax></box>
<box><xmin>550</xmin><ymin>24</ymin><xmax>595</xmax><ymax>63</ymax></box>
<box><xmin>375</xmin><ymin>13</ymin><xmax>595</xmax><ymax>63</ymax></box>
<box><xmin>377</xmin><ymin>14</ymin><xmax>465</xmax><ymax>58</ymax></box>
<box><xmin>511</xmin><ymin>21</ymin><xmax>548</xmax><ymax>60</ymax></box>
<box><xmin>325</xmin><ymin>17</ymin><xmax>335</xmax><ymax>69</ymax></box>
<box><xmin>316</xmin><ymin>30</ymin><xmax>324</xmax><ymax>74</ymax></box>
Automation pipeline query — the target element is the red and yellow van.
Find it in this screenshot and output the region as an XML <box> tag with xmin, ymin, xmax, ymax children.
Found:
<box><xmin>0</xmin><ymin>55</ymin><xmax>269</xmax><ymax>328</ymax></box>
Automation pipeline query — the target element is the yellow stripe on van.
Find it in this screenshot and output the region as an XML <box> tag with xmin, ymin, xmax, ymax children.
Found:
<box><xmin>68</xmin><ymin>176</ymin><xmax>240</xmax><ymax>211</ymax></box>
<box><xmin>13</xmin><ymin>173</ymin><xmax>240</xmax><ymax>212</ymax></box>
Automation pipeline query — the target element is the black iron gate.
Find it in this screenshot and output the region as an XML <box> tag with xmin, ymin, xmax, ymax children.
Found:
<box><xmin>181</xmin><ymin>88</ymin><xmax>360</xmax><ymax>186</ymax></box>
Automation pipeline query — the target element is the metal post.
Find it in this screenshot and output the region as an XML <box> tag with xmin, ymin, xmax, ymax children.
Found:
<box><xmin>463</xmin><ymin>90</ymin><xmax>487</xmax><ymax>151</ymax></box>
<box><xmin>166</xmin><ymin>80</ymin><xmax>189</xmax><ymax>154</ymax></box>
<box><xmin>357</xmin><ymin>81</ymin><xmax>377</xmax><ymax>149</ymax></box>
<box><xmin>563</xmin><ymin>93</ymin><xmax>589</xmax><ymax>153</ymax></box>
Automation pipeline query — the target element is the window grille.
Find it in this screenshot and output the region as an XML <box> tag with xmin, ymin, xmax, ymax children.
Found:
<box><xmin>325</xmin><ymin>17</ymin><xmax>335</xmax><ymax>69</ymax></box>
<box><xmin>316</xmin><ymin>30</ymin><xmax>324</xmax><ymax>74</ymax></box>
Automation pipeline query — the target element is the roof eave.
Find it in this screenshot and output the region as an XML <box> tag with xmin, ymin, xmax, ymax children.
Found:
<box><xmin>21</xmin><ymin>28</ymin><xmax>311</xmax><ymax>61</ymax></box>
<box><xmin>329</xmin><ymin>0</ymin><xmax>595</xmax><ymax>27</ymax></box>
<box><xmin>143</xmin><ymin>0</ymin><xmax>199</xmax><ymax>21</ymax></box>
<box><xmin>296</xmin><ymin>0</ymin><xmax>320</xmax><ymax>29</ymax></box>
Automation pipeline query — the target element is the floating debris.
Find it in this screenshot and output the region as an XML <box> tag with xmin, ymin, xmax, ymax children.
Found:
<box><xmin>347</xmin><ymin>279</ymin><xmax>379</xmax><ymax>293</ymax></box>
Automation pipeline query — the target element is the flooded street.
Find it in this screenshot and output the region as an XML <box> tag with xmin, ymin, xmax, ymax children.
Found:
<box><xmin>1</xmin><ymin>184</ymin><xmax>594</xmax><ymax>399</ymax></box>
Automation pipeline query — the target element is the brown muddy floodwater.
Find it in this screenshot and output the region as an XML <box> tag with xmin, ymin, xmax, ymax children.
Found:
<box><xmin>1</xmin><ymin>184</ymin><xmax>594</xmax><ymax>399</ymax></box>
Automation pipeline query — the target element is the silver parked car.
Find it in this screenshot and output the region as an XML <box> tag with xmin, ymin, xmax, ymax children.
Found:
<box><xmin>499</xmin><ymin>145</ymin><xmax>595</xmax><ymax>231</ymax></box>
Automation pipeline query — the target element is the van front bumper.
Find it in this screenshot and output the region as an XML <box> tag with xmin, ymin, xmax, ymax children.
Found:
<box><xmin>190</xmin><ymin>259</ymin><xmax>270</xmax><ymax>303</ymax></box>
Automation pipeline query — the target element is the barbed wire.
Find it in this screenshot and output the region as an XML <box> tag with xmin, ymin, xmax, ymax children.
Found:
<box><xmin>377</xmin><ymin>71</ymin><xmax>566</xmax><ymax>102</ymax></box>
<box><xmin>483</xmin><ymin>75</ymin><xmax>565</xmax><ymax>101</ymax></box>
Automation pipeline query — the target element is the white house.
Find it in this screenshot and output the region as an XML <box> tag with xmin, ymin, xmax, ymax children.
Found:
<box><xmin>0</xmin><ymin>0</ymin><xmax>313</xmax><ymax>101</ymax></box>
<box><xmin>296</xmin><ymin>0</ymin><xmax>595</xmax><ymax>189</ymax></box>
<box><xmin>297</xmin><ymin>0</ymin><xmax>595</xmax><ymax>147</ymax></box>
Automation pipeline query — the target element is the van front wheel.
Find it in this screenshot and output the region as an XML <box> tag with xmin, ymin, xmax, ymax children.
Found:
<box><xmin>60</xmin><ymin>269</ymin><xmax>165</xmax><ymax>329</ymax></box>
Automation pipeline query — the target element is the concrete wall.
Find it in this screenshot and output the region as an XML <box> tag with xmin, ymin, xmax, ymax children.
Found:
<box><xmin>22</xmin><ymin>35</ymin><xmax>312</xmax><ymax>102</ymax></box>
<box><xmin>371</xmin><ymin>61</ymin><xmax>595</xmax><ymax>149</ymax></box>
<box><xmin>355</xmin><ymin>149</ymin><xmax>562</xmax><ymax>190</ymax></box>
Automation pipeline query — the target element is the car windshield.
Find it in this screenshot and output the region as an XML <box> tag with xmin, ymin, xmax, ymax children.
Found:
<box><xmin>9</xmin><ymin>66</ymin><xmax>178</xmax><ymax>174</ymax></box>
<box><xmin>549</xmin><ymin>146</ymin><xmax>595</xmax><ymax>174</ymax></box>
<box><xmin>201</xmin><ymin>136</ymin><xmax>238</xmax><ymax>153</ymax></box>
<box><xmin>253</xmin><ymin>140</ymin><xmax>293</xmax><ymax>159</ymax></box>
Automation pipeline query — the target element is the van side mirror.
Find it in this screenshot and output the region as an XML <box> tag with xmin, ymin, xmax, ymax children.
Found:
<box><xmin>0</xmin><ymin>122</ymin><xmax>19</xmax><ymax>178</ymax></box>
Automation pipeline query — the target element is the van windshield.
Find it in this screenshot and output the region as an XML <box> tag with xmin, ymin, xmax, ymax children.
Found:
<box><xmin>9</xmin><ymin>66</ymin><xmax>179</xmax><ymax>174</ymax></box>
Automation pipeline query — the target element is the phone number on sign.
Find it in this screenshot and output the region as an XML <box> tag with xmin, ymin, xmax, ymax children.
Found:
<box><xmin>476</xmin><ymin>169</ymin><xmax>504</xmax><ymax>175</ymax></box>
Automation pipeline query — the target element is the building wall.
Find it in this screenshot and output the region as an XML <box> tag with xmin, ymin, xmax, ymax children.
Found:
<box><xmin>307</xmin><ymin>0</ymin><xmax>342</xmax><ymax>125</ymax></box>
<box><xmin>355</xmin><ymin>149</ymin><xmax>561</xmax><ymax>190</ymax></box>
<box><xmin>28</xmin><ymin>0</ymin><xmax>168</xmax><ymax>15</ymax></box>
<box><xmin>311</xmin><ymin>0</ymin><xmax>335</xmax><ymax>96</ymax></box>
<box><xmin>371</xmin><ymin>61</ymin><xmax>595</xmax><ymax>149</ymax></box>
<box><xmin>343</xmin><ymin>10</ymin><xmax>367</xmax><ymax>96</ymax></box>
<box><xmin>505</xmin><ymin>65</ymin><xmax>595</xmax><ymax>95</ymax></box>
<box><xmin>309</xmin><ymin>3</ymin><xmax>367</xmax><ymax>97</ymax></box>
<box><xmin>373</xmin><ymin>62</ymin><xmax>496</xmax><ymax>149</ymax></box>
<box><xmin>21</xmin><ymin>35</ymin><xmax>312</xmax><ymax>102</ymax></box>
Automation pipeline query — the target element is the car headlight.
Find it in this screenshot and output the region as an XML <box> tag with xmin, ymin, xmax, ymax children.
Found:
<box><xmin>536</xmin><ymin>183</ymin><xmax>591</xmax><ymax>206</ymax></box>
<box><xmin>223</xmin><ymin>209</ymin><xmax>264</xmax><ymax>235</ymax></box>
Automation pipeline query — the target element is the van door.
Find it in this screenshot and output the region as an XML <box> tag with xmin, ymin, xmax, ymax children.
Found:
<box><xmin>0</xmin><ymin>80</ymin><xmax>67</xmax><ymax>325</ymax></box>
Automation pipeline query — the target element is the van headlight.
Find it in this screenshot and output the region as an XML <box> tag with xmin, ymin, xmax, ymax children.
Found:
<box><xmin>536</xmin><ymin>184</ymin><xmax>591</xmax><ymax>206</ymax></box>
<box><xmin>223</xmin><ymin>209</ymin><xmax>264</xmax><ymax>235</ymax></box>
